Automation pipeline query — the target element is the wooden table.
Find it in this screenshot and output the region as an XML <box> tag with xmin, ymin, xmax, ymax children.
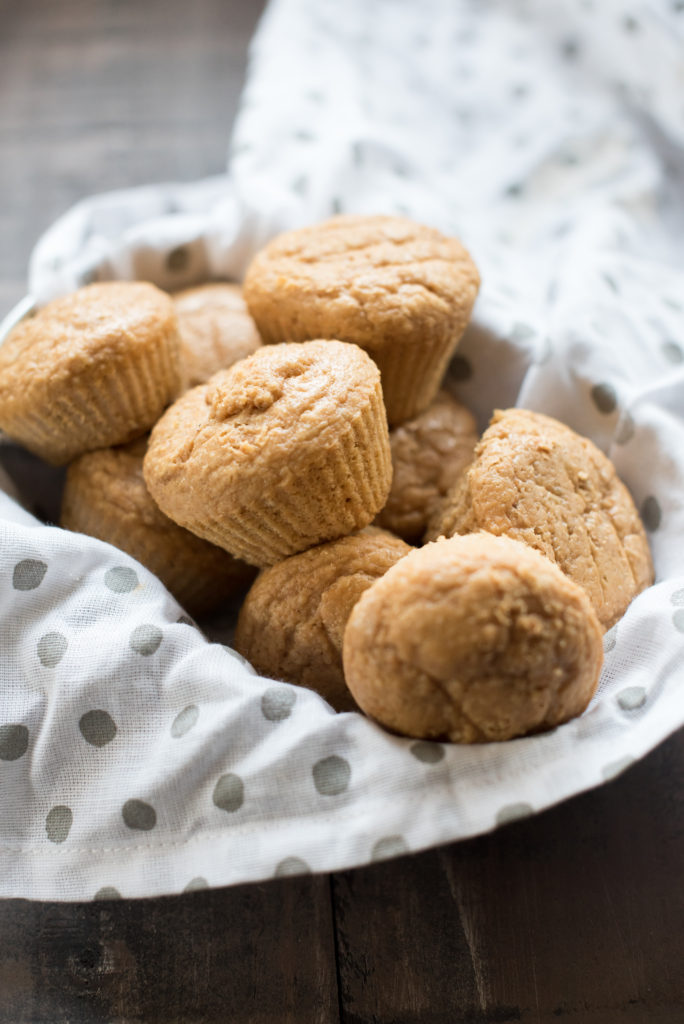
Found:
<box><xmin>1</xmin><ymin>2</ymin><xmax>683</xmax><ymax>1020</ymax></box>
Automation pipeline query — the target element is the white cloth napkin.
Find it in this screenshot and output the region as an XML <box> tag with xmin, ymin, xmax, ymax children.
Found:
<box><xmin>1</xmin><ymin>0</ymin><xmax>682</xmax><ymax>900</ymax></box>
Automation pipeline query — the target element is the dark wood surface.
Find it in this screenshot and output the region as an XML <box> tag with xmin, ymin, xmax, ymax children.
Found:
<box><xmin>1</xmin><ymin>2</ymin><xmax>683</xmax><ymax>1021</ymax></box>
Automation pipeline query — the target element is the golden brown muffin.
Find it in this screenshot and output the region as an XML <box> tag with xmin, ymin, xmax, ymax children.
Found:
<box><xmin>374</xmin><ymin>390</ymin><xmax>478</xmax><ymax>543</ymax></box>
<box><xmin>143</xmin><ymin>340</ymin><xmax>392</xmax><ymax>567</ymax></box>
<box><xmin>343</xmin><ymin>534</ymin><xmax>604</xmax><ymax>743</ymax></box>
<box><xmin>173</xmin><ymin>282</ymin><xmax>262</xmax><ymax>390</ymax></box>
<box><xmin>426</xmin><ymin>408</ymin><xmax>654</xmax><ymax>629</ymax></box>
<box><xmin>242</xmin><ymin>214</ymin><xmax>480</xmax><ymax>426</ymax></box>
<box><xmin>0</xmin><ymin>282</ymin><xmax>181</xmax><ymax>465</ymax></box>
<box><xmin>61</xmin><ymin>437</ymin><xmax>255</xmax><ymax>616</ymax></box>
<box><xmin>234</xmin><ymin>528</ymin><xmax>411</xmax><ymax>710</ymax></box>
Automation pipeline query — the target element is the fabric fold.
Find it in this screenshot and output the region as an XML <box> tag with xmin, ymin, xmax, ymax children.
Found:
<box><xmin>0</xmin><ymin>0</ymin><xmax>681</xmax><ymax>899</ymax></box>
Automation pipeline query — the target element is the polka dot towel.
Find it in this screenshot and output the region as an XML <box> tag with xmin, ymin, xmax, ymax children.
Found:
<box><xmin>2</xmin><ymin>0</ymin><xmax>682</xmax><ymax>900</ymax></box>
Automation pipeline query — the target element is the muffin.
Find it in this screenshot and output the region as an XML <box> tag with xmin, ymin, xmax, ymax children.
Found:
<box><xmin>143</xmin><ymin>340</ymin><xmax>392</xmax><ymax>567</ymax></box>
<box><xmin>243</xmin><ymin>214</ymin><xmax>480</xmax><ymax>425</ymax></box>
<box><xmin>0</xmin><ymin>282</ymin><xmax>181</xmax><ymax>465</ymax></box>
<box><xmin>375</xmin><ymin>390</ymin><xmax>478</xmax><ymax>543</ymax></box>
<box><xmin>234</xmin><ymin>528</ymin><xmax>411</xmax><ymax>711</ymax></box>
<box><xmin>173</xmin><ymin>282</ymin><xmax>262</xmax><ymax>390</ymax></box>
<box><xmin>427</xmin><ymin>408</ymin><xmax>654</xmax><ymax>629</ymax></box>
<box><xmin>343</xmin><ymin>534</ymin><xmax>604</xmax><ymax>743</ymax></box>
<box><xmin>61</xmin><ymin>437</ymin><xmax>255</xmax><ymax>616</ymax></box>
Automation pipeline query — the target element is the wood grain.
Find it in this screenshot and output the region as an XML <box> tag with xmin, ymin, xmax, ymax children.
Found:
<box><xmin>0</xmin><ymin>875</ymin><xmax>339</xmax><ymax>1024</ymax></box>
<box><xmin>0</xmin><ymin>0</ymin><xmax>265</xmax><ymax>313</ymax></box>
<box><xmin>333</xmin><ymin>730</ymin><xmax>684</xmax><ymax>1024</ymax></box>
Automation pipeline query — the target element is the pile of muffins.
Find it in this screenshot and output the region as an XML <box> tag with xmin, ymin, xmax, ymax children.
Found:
<box><xmin>0</xmin><ymin>215</ymin><xmax>654</xmax><ymax>744</ymax></box>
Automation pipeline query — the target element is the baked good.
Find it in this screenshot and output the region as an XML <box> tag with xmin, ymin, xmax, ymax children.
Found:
<box><xmin>173</xmin><ymin>282</ymin><xmax>261</xmax><ymax>390</ymax></box>
<box><xmin>143</xmin><ymin>340</ymin><xmax>392</xmax><ymax>567</ymax></box>
<box><xmin>61</xmin><ymin>437</ymin><xmax>255</xmax><ymax>615</ymax></box>
<box><xmin>242</xmin><ymin>214</ymin><xmax>480</xmax><ymax>425</ymax></box>
<box><xmin>374</xmin><ymin>390</ymin><xmax>478</xmax><ymax>543</ymax></box>
<box><xmin>234</xmin><ymin>528</ymin><xmax>411</xmax><ymax>710</ymax></box>
<box><xmin>426</xmin><ymin>408</ymin><xmax>654</xmax><ymax>629</ymax></box>
<box><xmin>0</xmin><ymin>282</ymin><xmax>181</xmax><ymax>464</ymax></box>
<box><xmin>342</xmin><ymin>533</ymin><xmax>604</xmax><ymax>743</ymax></box>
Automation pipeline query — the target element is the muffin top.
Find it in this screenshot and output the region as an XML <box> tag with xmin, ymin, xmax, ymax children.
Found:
<box><xmin>144</xmin><ymin>338</ymin><xmax>388</xmax><ymax>516</ymax></box>
<box><xmin>173</xmin><ymin>282</ymin><xmax>261</xmax><ymax>389</ymax></box>
<box><xmin>0</xmin><ymin>282</ymin><xmax>177</xmax><ymax>405</ymax></box>
<box><xmin>243</xmin><ymin>214</ymin><xmax>480</xmax><ymax>352</ymax></box>
<box><xmin>375</xmin><ymin>390</ymin><xmax>478</xmax><ymax>543</ymax></box>
<box><xmin>427</xmin><ymin>408</ymin><xmax>654</xmax><ymax>629</ymax></box>
<box><xmin>234</xmin><ymin>528</ymin><xmax>411</xmax><ymax>711</ymax></box>
<box><xmin>342</xmin><ymin>533</ymin><xmax>604</xmax><ymax>743</ymax></box>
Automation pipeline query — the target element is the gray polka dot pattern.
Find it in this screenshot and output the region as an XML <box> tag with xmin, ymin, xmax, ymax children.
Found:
<box><xmin>184</xmin><ymin>876</ymin><xmax>209</xmax><ymax>892</ymax></box>
<box><xmin>46</xmin><ymin>806</ymin><xmax>73</xmax><ymax>844</ymax></box>
<box><xmin>129</xmin><ymin>624</ymin><xmax>163</xmax><ymax>656</ymax></box>
<box><xmin>410</xmin><ymin>741</ymin><xmax>445</xmax><ymax>764</ymax></box>
<box><xmin>661</xmin><ymin>340</ymin><xmax>683</xmax><ymax>364</ymax></box>
<box><xmin>640</xmin><ymin>496</ymin><xmax>661</xmax><ymax>532</ymax></box>
<box><xmin>371</xmin><ymin>836</ymin><xmax>408</xmax><ymax>861</ymax></box>
<box><xmin>313</xmin><ymin>756</ymin><xmax>351</xmax><ymax>796</ymax></box>
<box><xmin>0</xmin><ymin>724</ymin><xmax>29</xmax><ymax>761</ymax></box>
<box><xmin>4</xmin><ymin>0</ymin><xmax>684</xmax><ymax>902</ymax></box>
<box><xmin>37</xmin><ymin>631</ymin><xmax>68</xmax><ymax>667</ymax></box>
<box><xmin>79</xmin><ymin>710</ymin><xmax>117</xmax><ymax>748</ymax></box>
<box><xmin>213</xmin><ymin>774</ymin><xmax>244</xmax><ymax>813</ymax></box>
<box><xmin>222</xmin><ymin>646</ymin><xmax>256</xmax><ymax>674</ymax></box>
<box><xmin>261</xmin><ymin>686</ymin><xmax>296</xmax><ymax>722</ymax></box>
<box><xmin>510</xmin><ymin>322</ymin><xmax>535</xmax><ymax>343</ymax></box>
<box><xmin>13</xmin><ymin>559</ymin><xmax>47</xmax><ymax>591</ymax></box>
<box><xmin>603</xmin><ymin>626</ymin><xmax>618</xmax><ymax>653</ymax></box>
<box><xmin>122</xmin><ymin>799</ymin><xmax>157</xmax><ymax>831</ymax></box>
<box><xmin>495</xmin><ymin>803</ymin><xmax>534</xmax><ymax>826</ymax></box>
<box><xmin>591</xmin><ymin>382</ymin><xmax>617</xmax><ymax>414</ymax></box>
<box><xmin>617</xmin><ymin>687</ymin><xmax>646</xmax><ymax>711</ymax></box>
<box><xmin>275</xmin><ymin>857</ymin><xmax>311</xmax><ymax>878</ymax></box>
<box><xmin>171</xmin><ymin>705</ymin><xmax>199</xmax><ymax>738</ymax></box>
<box><xmin>94</xmin><ymin>887</ymin><xmax>122</xmax><ymax>901</ymax></box>
<box><xmin>105</xmin><ymin>566</ymin><xmax>139</xmax><ymax>594</ymax></box>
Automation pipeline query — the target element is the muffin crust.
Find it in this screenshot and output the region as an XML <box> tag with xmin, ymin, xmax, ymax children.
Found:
<box><xmin>0</xmin><ymin>282</ymin><xmax>181</xmax><ymax>464</ymax></box>
<box><xmin>343</xmin><ymin>533</ymin><xmax>604</xmax><ymax>743</ymax></box>
<box><xmin>61</xmin><ymin>437</ymin><xmax>255</xmax><ymax>615</ymax></box>
<box><xmin>173</xmin><ymin>282</ymin><xmax>261</xmax><ymax>389</ymax></box>
<box><xmin>375</xmin><ymin>390</ymin><xmax>478</xmax><ymax>543</ymax></box>
<box><xmin>243</xmin><ymin>214</ymin><xmax>480</xmax><ymax>425</ymax></box>
<box><xmin>235</xmin><ymin>528</ymin><xmax>411</xmax><ymax>710</ymax></box>
<box><xmin>427</xmin><ymin>408</ymin><xmax>654</xmax><ymax>629</ymax></box>
<box><xmin>143</xmin><ymin>340</ymin><xmax>392</xmax><ymax>566</ymax></box>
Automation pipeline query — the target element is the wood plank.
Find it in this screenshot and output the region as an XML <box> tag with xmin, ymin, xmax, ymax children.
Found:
<box><xmin>333</xmin><ymin>727</ymin><xmax>684</xmax><ymax>1024</ymax></box>
<box><xmin>0</xmin><ymin>874</ymin><xmax>339</xmax><ymax>1023</ymax></box>
<box><xmin>0</xmin><ymin>0</ymin><xmax>267</xmax><ymax>313</ymax></box>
